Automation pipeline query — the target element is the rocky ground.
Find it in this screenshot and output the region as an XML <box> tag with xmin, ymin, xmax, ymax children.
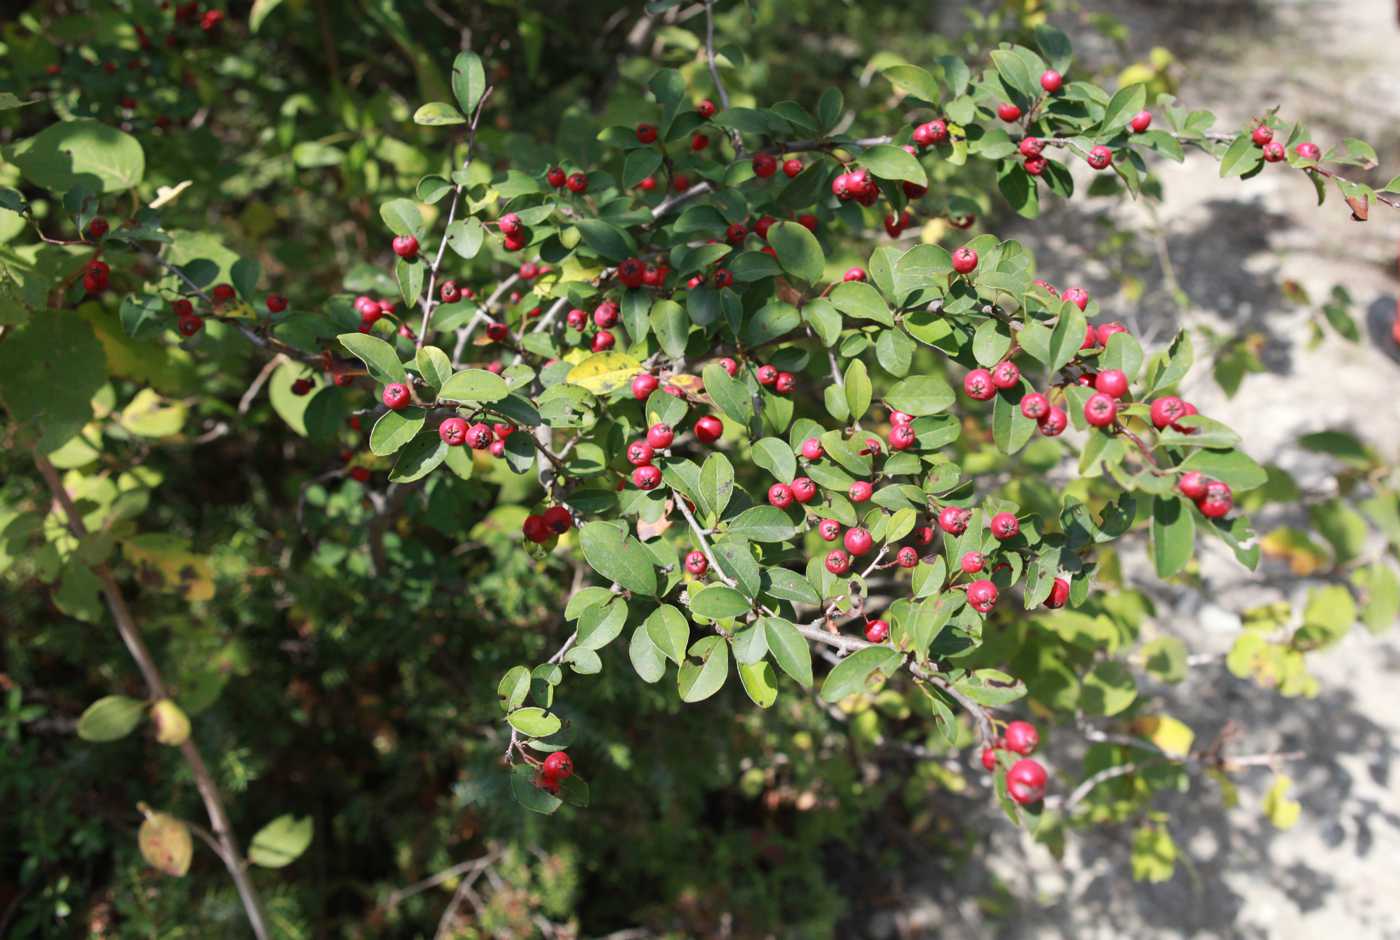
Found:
<box><xmin>869</xmin><ymin>1</ymin><xmax>1400</xmax><ymax>936</ymax></box>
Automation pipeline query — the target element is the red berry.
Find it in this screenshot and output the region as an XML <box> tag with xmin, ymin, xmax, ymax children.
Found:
<box><xmin>960</xmin><ymin>551</ymin><xmax>984</xmax><ymax>574</ymax></box>
<box><xmin>967</xmin><ymin>579</ymin><xmax>998</xmax><ymax>613</ymax></box>
<box><xmin>1019</xmin><ymin>392</ymin><xmax>1050</xmax><ymax>421</ymax></box>
<box><xmin>843</xmin><ymin>267</ymin><xmax>867</xmax><ymax>283</ymax></box>
<box><xmin>691</xmin><ymin>133</ymin><xmax>709</xmax><ymax>152</ymax></box>
<box><xmin>636</xmin><ymin>122</ymin><xmax>657</xmax><ymax>144</ymax></box>
<box><xmin>1004</xmin><ymin>721</ymin><xmax>1039</xmax><ymax>756</ymax></box>
<box><xmin>903</xmin><ymin>180</ymin><xmax>928</xmax><ymax>199</ymax></box>
<box><xmin>1023</xmin><ymin>155</ymin><xmax>1047</xmax><ymax>176</ymax></box>
<box><xmin>522</xmin><ymin>514</ymin><xmax>551</xmax><ymax>543</ymax></box>
<box><xmin>951</xmin><ymin>247</ymin><xmax>979</xmax><ymax>275</ymax></box>
<box><xmin>890</xmin><ymin>411</ymin><xmax>913</xmax><ymax>427</ymax></box>
<box><xmin>1178</xmin><ymin>471</ymin><xmax>1209</xmax><ymax>500</ymax></box>
<box><xmin>543</xmin><ymin>505</ymin><xmax>573</xmax><ymax>534</ymax></box>
<box><xmin>751</xmin><ymin>153</ymin><xmax>778</xmax><ymax>178</ymax></box>
<box><xmin>535</xmin><ymin>772</ymin><xmax>560</xmax><ymax>794</ymax></box>
<box><xmin>725</xmin><ymin>222</ymin><xmax>748</xmax><ymax>245</ymax></box>
<box><xmin>989</xmin><ymin>512</ymin><xmax>1020</xmax><ymax>540</ymax></box>
<box><xmin>825</xmin><ymin>549</ymin><xmax>851</xmax><ymax>575</ymax></box>
<box><xmin>546</xmin><ymin>167</ymin><xmax>566</xmax><ymax>188</ymax></box>
<box><xmin>712</xmin><ymin>269</ymin><xmax>733</xmax><ymax>289</ymax></box>
<box><xmin>716</xmin><ymin>357</ymin><xmax>739</xmax><ymax>377</ymax></box>
<box><xmin>1063</xmin><ymin>287</ymin><xmax>1089</xmax><ymax>311</ymax></box>
<box><xmin>618</xmin><ymin>258</ymin><xmax>647</xmax><ymax>289</ymax></box>
<box><xmin>382</xmin><ymin>382</ymin><xmax>411</xmax><ymax>410</ymax></box>
<box><xmin>541</xmin><ymin>751</ymin><xmax>574</xmax><ymax>780</ymax></box>
<box><xmin>843</xmin><ymin>527</ymin><xmax>873</xmax><ymax>556</ymax></box>
<box><xmin>964</xmin><ymin>368</ymin><xmax>996</xmax><ymax>401</ymax></box>
<box><xmin>266</xmin><ymin>294</ymin><xmax>288</xmax><ymax>313</ymax></box>
<box><xmin>632</xmin><ymin>373</ymin><xmax>659</xmax><ymax>400</ymax></box>
<box><xmin>486</xmin><ymin>321</ymin><xmax>509</xmax><ymax>342</ymax></box>
<box><xmin>756</xmin><ymin>364</ymin><xmax>778</xmax><ymax>386</ymax></box>
<box><xmin>915</xmin><ymin>526</ymin><xmax>934</xmax><ymax>545</ymax></box>
<box><xmin>291</xmin><ymin>378</ymin><xmax>314</xmax><ymax>396</ymax></box>
<box><xmin>997</xmin><ymin>102</ymin><xmax>1022</xmax><ymax>122</ymax></box>
<box><xmin>172</xmin><ymin>299</ymin><xmax>194</xmax><ymax>318</ymax></box>
<box><xmin>440</xmin><ymin>280</ymin><xmax>461</xmax><ymax>304</ymax></box>
<box><xmin>912</xmin><ymin>119</ymin><xmax>949</xmax><ymax>148</ymax></box>
<box><xmin>896</xmin><ymin>546</ymin><xmax>919</xmax><ymax>568</ymax></box>
<box><xmin>864</xmin><ymin>619</ymin><xmax>890</xmax><ymax>643</ymax></box>
<box><xmin>774</xmin><ymin>372</ymin><xmax>796</xmax><ymax>395</ymax></box>
<box><xmin>439</xmin><ymin>416</ymin><xmax>469</xmax><ymax>446</ymax></box>
<box><xmin>791</xmin><ymin>477</ymin><xmax>817</xmax><ymax>503</ymax></box>
<box><xmin>768</xmin><ymin>483</ymin><xmax>794</xmax><ymax>509</ymax></box>
<box><xmin>176</xmin><ymin>315</ymin><xmax>203</xmax><ymax>337</ymax></box>
<box><xmin>498</xmin><ymin>213</ymin><xmax>523</xmax><ymax>237</ymax></box>
<box><xmin>1295</xmin><ymin>141</ymin><xmax>1321</xmax><ymax>161</ymax></box>
<box><xmin>1007</xmin><ymin>758</ymin><xmax>1047</xmax><ymax>804</ymax></box>
<box><xmin>638</xmin><ymin>176</ymin><xmax>657</xmax><ymax>191</ymax></box>
<box><xmin>591</xmin><ymin>331</ymin><xmax>615</xmax><ymax>352</ymax></box>
<box><xmin>1045</xmin><ymin>577</ymin><xmax>1070</xmax><ymax>609</ymax></box>
<box><xmin>466</xmin><ymin>422</ymin><xmax>494</xmax><ymax>450</ymax></box>
<box><xmin>1129</xmin><ymin>110</ymin><xmax>1152</xmax><ymax>134</ymax></box>
<box><xmin>1149</xmin><ymin>396</ymin><xmax>1186</xmax><ymax>430</ymax></box>
<box><xmin>1086</xmin><ymin>146</ymin><xmax>1113</xmax><ymax>170</ymax></box>
<box><xmin>696</xmin><ymin>99</ymin><xmax>717</xmax><ymax>119</ymax></box>
<box><xmin>848</xmin><ymin>481</ymin><xmax>873</xmax><ymax>503</ymax></box>
<box><xmin>1084</xmin><ymin>392</ymin><xmax>1118</xmax><ymax>428</ymax></box>
<box><xmin>1096</xmin><ymin>322</ymin><xmax>1128</xmax><ymax>347</ymax></box>
<box><xmin>647</xmin><ymin>423</ymin><xmax>674</xmax><ymax>449</ymax></box>
<box><xmin>783</xmin><ymin>158</ymin><xmax>802</xmax><ymax>177</ymax></box>
<box><xmin>349</xmin><ymin>466</ymin><xmax>371</xmax><ymax>484</ymax></box>
<box><xmin>694</xmin><ymin>415</ymin><xmax>723</xmax><ymax>444</ymax></box>
<box><xmin>1251</xmin><ymin>124</ymin><xmax>1274</xmax><ymax>147</ymax></box>
<box><xmin>86</xmin><ymin>217</ymin><xmax>109</xmax><ymax>240</ymax></box>
<box><xmin>685</xmin><ymin>550</ymin><xmax>708</xmax><ymax>576</ymax></box>
<box><xmin>797</xmin><ymin>213</ymin><xmax>819</xmax><ymax>231</ymax></box>
<box><xmin>566</xmin><ymin>172</ymin><xmax>588</xmax><ymax>193</ymax></box>
<box><xmin>888</xmin><ymin>424</ymin><xmax>916</xmax><ymax>451</ymax></box>
<box><xmin>818</xmin><ymin>519</ymin><xmax>841</xmax><ymax>542</ymax></box>
<box><xmin>1019</xmin><ymin>137</ymin><xmax>1043</xmax><ymax>158</ymax></box>
<box><xmin>503</xmin><ymin>232</ymin><xmax>527</xmax><ymax>252</ymax></box>
<box><xmin>627</xmin><ymin>440</ymin><xmax>655</xmax><ymax>466</ymax></box>
<box><xmin>1198</xmin><ymin>481</ymin><xmax>1233</xmax><ymax>518</ymax></box>
<box><xmin>1040</xmin><ymin>69</ymin><xmax>1063</xmax><ymax>93</ymax></box>
<box><xmin>1038</xmin><ymin>406</ymin><xmax>1068</xmax><ymax>437</ymax></box>
<box><xmin>981</xmin><ymin>747</ymin><xmax>1000</xmax><ymax>771</ymax></box>
<box><xmin>633</xmin><ymin>465</ymin><xmax>662</xmax><ymax>489</ymax></box>
<box><xmin>801</xmin><ymin>438</ymin><xmax>823</xmax><ymax>461</ymax></box>
<box><xmin>1094</xmin><ymin>369</ymin><xmax>1129</xmax><ymax>399</ymax></box>
<box><xmin>938</xmin><ymin>506</ymin><xmax>969</xmax><ymax>535</ymax></box>
<box><xmin>991</xmin><ymin>361</ymin><xmax>1020</xmax><ymax>390</ymax></box>
<box><xmin>392</xmin><ymin>234</ymin><xmax>419</xmax><ymax>259</ymax></box>
<box><xmin>672</xmin><ymin>173</ymin><xmax>691</xmax><ymax>192</ymax></box>
<box><xmin>1262</xmin><ymin>140</ymin><xmax>1285</xmax><ymax>163</ymax></box>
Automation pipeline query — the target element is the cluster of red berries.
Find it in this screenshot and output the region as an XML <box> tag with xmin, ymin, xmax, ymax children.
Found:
<box><xmin>625</xmin><ymin>415</ymin><xmax>722</xmax><ymax>492</ymax></box>
<box><xmin>522</xmin><ymin>505</ymin><xmax>574</xmax><ymax>544</ymax></box>
<box><xmin>979</xmin><ymin>720</ymin><xmax>1049</xmax><ymax>805</ymax></box>
<box><xmin>354</xmin><ymin>295</ymin><xmax>403</xmax><ymax>334</ymax></box>
<box><xmin>830</xmin><ymin>167</ymin><xmax>879</xmax><ymax>206</ymax></box>
<box><xmin>439</xmin><ymin>415</ymin><xmax>515</xmax><ymax>456</ymax></box>
<box><xmin>544</xmin><ymin>166</ymin><xmax>589</xmax><ymax>196</ymax></box>
<box><xmin>532</xmin><ymin>750</ymin><xmax>575</xmax><ymax>794</ymax></box>
<box><xmin>82</xmin><ymin>258</ymin><xmax>110</xmax><ymax>295</ymax></box>
<box><xmin>1178</xmin><ymin>470</ymin><xmax>1233</xmax><ymax>519</ymax></box>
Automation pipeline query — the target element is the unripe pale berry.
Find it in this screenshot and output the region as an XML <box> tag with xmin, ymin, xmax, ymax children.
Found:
<box><xmin>964</xmin><ymin>368</ymin><xmax>996</xmax><ymax>401</ymax></box>
<box><xmin>1040</xmin><ymin>69</ymin><xmax>1063</xmax><ymax>93</ymax></box>
<box><xmin>1084</xmin><ymin>392</ymin><xmax>1118</xmax><ymax>428</ymax></box>
<box><xmin>647</xmin><ymin>423</ymin><xmax>675</xmax><ymax>449</ymax></box>
<box><xmin>967</xmin><ymin>579</ymin><xmax>998</xmax><ymax>613</ymax></box>
<box><xmin>632</xmin><ymin>465</ymin><xmax>661</xmax><ymax>489</ymax></box>
<box><xmin>627</xmin><ymin>440</ymin><xmax>654</xmax><ymax>466</ymax></box>
<box><xmin>632</xmin><ymin>373</ymin><xmax>659</xmax><ymax>401</ymax></box>
<box><xmin>685</xmin><ymin>550</ymin><xmax>708</xmax><ymax>575</ymax></box>
<box><xmin>439</xmin><ymin>416</ymin><xmax>469</xmax><ymax>446</ymax></box>
<box><xmin>991</xmin><ymin>361</ymin><xmax>1020</xmax><ymax>389</ymax></box>
<box><xmin>1004</xmin><ymin>721</ymin><xmax>1039</xmax><ymax>756</ymax></box>
<box><xmin>1094</xmin><ymin>369</ymin><xmax>1129</xmax><ymax>399</ymax></box>
<box><xmin>392</xmin><ymin>234</ymin><xmax>419</xmax><ymax>259</ymax></box>
<box><xmin>825</xmin><ymin>549</ymin><xmax>851</xmax><ymax>575</ymax></box>
<box><xmin>843</xmin><ymin>527</ymin><xmax>873</xmax><ymax>556</ymax></box>
<box><xmin>938</xmin><ymin>506</ymin><xmax>969</xmax><ymax>535</ymax></box>
<box><xmin>1038</xmin><ymin>406</ymin><xmax>1068</xmax><ymax>437</ymax></box>
<box><xmin>768</xmin><ymin>483</ymin><xmax>794</xmax><ymax>509</ymax></box>
<box><xmin>791</xmin><ymin>477</ymin><xmax>817</xmax><ymax>503</ymax></box>
<box><xmin>896</xmin><ymin>546</ymin><xmax>918</xmax><ymax>568</ymax></box>
<box><xmin>801</xmin><ymin>438</ymin><xmax>823</xmax><ymax>461</ymax></box>
<box><xmin>1020</xmin><ymin>392</ymin><xmax>1050</xmax><ymax>420</ymax></box>
<box><xmin>864</xmin><ymin>619</ymin><xmax>890</xmax><ymax>643</ymax></box>
<box><xmin>1007</xmin><ymin>758</ymin><xmax>1047</xmax><ymax>804</ymax></box>
<box><xmin>951</xmin><ymin>247</ymin><xmax>979</xmax><ymax>274</ymax></box>
<box><xmin>694</xmin><ymin>415</ymin><xmax>723</xmax><ymax>443</ymax></box>
<box><xmin>382</xmin><ymin>383</ymin><xmax>411</xmax><ymax>410</ymax></box>
<box><xmin>1086</xmin><ymin>145</ymin><xmax>1113</xmax><ymax>170</ymax></box>
<box><xmin>818</xmin><ymin>519</ymin><xmax>841</xmax><ymax>541</ymax></box>
<box><xmin>960</xmin><ymin>551</ymin><xmax>984</xmax><ymax>574</ymax></box>
<box><xmin>989</xmin><ymin>512</ymin><xmax>1020</xmax><ymax>540</ymax></box>
<box><xmin>1045</xmin><ymin>577</ymin><xmax>1070</xmax><ymax>609</ymax></box>
<box><xmin>848</xmin><ymin>480</ymin><xmax>873</xmax><ymax>503</ymax></box>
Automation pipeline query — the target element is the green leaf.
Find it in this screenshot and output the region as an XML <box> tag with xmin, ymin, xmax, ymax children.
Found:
<box><xmin>830</xmin><ymin>281</ymin><xmax>892</xmax><ymax>326</ymax></box>
<box><xmin>768</xmin><ymin>221</ymin><xmax>825</xmax><ymax>282</ymax></box>
<box><xmin>1219</xmin><ymin>134</ymin><xmax>1262</xmax><ymax>178</ymax></box>
<box><xmin>413</xmin><ymin>102</ymin><xmax>465</xmax><ymax>126</ymax></box>
<box><xmin>691</xmin><ymin>584</ymin><xmax>751</xmax><ymax>619</ymax></box>
<box><xmin>763</xmin><ymin>617</ymin><xmax>813</xmax><ymax>688</ymax></box>
<box><xmin>451</xmin><ymin>51</ymin><xmax>488</xmax><ymax>115</ymax></box>
<box><xmin>751</xmin><ymin>437</ymin><xmax>797</xmax><ymax>483</ymax></box>
<box><xmin>248</xmin><ymin>815</ymin><xmax>314</xmax><ymax>869</ymax></box>
<box><xmin>697</xmin><ymin>452</ymin><xmax>735</xmax><ymax>521</ymax></box>
<box><xmin>1151</xmin><ymin>496</ymin><xmax>1195</xmax><ymax>577</ymax></box>
<box><xmin>860</xmin><ymin>144</ymin><xmax>928</xmax><ymax>186</ymax></box>
<box><xmin>645</xmin><ymin>604</ymin><xmax>690</xmax><ymax>664</ymax></box>
<box><xmin>1353</xmin><ymin>563</ymin><xmax>1399</xmax><ymax>634</ymax></box>
<box><xmin>737</xmin><ymin>660</ymin><xmax>779</xmax><ymax>708</ymax></box>
<box><xmin>885</xmin><ymin>374</ymin><xmax>954</xmax><ymax>415</ymax></box>
<box><xmin>1049</xmin><ymin>304</ymin><xmax>1087</xmax><ymax>372</ymax></box>
<box><xmin>649</xmin><ymin>300</ymin><xmax>688</xmax><ymax>357</ymax></box>
<box><xmin>953</xmin><ymin>669</ymin><xmax>1027</xmax><ymax>707</ymax></box>
<box><xmin>1177</xmin><ymin>449</ymin><xmax>1268</xmax><ymax>492</ymax></box>
<box><xmin>844</xmin><ymin>359</ymin><xmax>873</xmax><ymax>421</ymax></box>
<box><xmin>726</xmin><ymin>506</ymin><xmax>798</xmax><ymax>542</ymax></box>
<box><xmin>762</xmin><ymin>568</ymin><xmax>821</xmax><ymax>606</ymax></box>
<box><xmin>1081</xmin><ymin>661</ymin><xmax>1138</xmax><ymax>716</ymax></box>
<box><xmin>507</xmin><ymin>706</ymin><xmax>563</xmax><ymax>737</ymax></box>
<box><xmin>415</xmin><ymin>346</ymin><xmax>453</xmax><ymax>391</ymax></box>
<box><xmin>629</xmin><ymin>626</ymin><xmax>667</xmax><ymax>683</ymax></box>
<box><xmin>369</xmin><ymin>408</ymin><xmax>425</xmax><ymax>456</ymax></box>
<box><xmin>819</xmin><ymin>646</ymin><xmax>903</xmax><ymax>702</ymax></box>
<box><xmin>337</xmin><ymin>333</ymin><xmax>406</xmax><ymax>384</ymax></box>
<box><xmin>444</xmin><ymin>218</ymin><xmax>485</xmax><ymax>260</ymax></box>
<box><xmin>1100</xmin><ymin>83</ymin><xmax>1147</xmax><ymax>133</ymax></box>
<box><xmin>0</xmin><ymin>314</ymin><xmax>107</xmax><ymax>453</ymax></box>
<box><xmin>378</xmin><ymin>198</ymin><xmax>424</xmax><ymax>237</ymax></box>
<box><xmin>497</xmin><ymin>666</ymin><xmax>531</xmax><ymax>711</ymax></box>
<box><xmin>701</xmin><ymin>362</ymin><xmax>753</xmax><ymax>424</ymax></box>
<box><xmin>578</xmin><ymin>522</ymin><xmax>658</xmax><ymax>595</ymax></box>
<box><xmin>624</xmin><ymin>148</ymin><xmax>663</xmax><ymax>189</ymax></box>
<box><xmin>992</xmin><ymin>387</ymin><xmax>1036</xmax><ymax>455</ymax></box>
<box><xmin>249</xmin><ymin>0</ymin><xmax>286</xmax><ymax>31</ymax></box>
<box><xmin>510</xmin><ymin>765</ymin><xmax>562</xmax><ymax>814</ymax></box>
<box><xmin>576</xmin><ymin>598</ymin><xmax>628</xmax><ymax>651</ymax></box>
<box><xmin>574</xmin><ymin>219</ymin><xmax>636</xmax><ymax>263</ymax></box>
<box><xmin>1131</xmin><ymin>825</ymin><xmax>1178</xmax><ymax>882</ymax></box>
<box><xmin>6</xmin><ymin>119</ymin><xmax>144</xmax><ymax>193</ymax></box>
<box><xmin>389</xmin><ymin>433</ymin><xmax>448</xmax><ymax>483</ymax></box>
<box><xmin>740</xmin><ymin>301</ymin><xmax>800</xmax><ymax>346</ymax></box>
<box><xmin>76</xmin><ymin>695</ymin><xmax>145</xmax><ymax>742</ymax></box>
<box><xmin>678</xmin><ymin>635</ymin><xmax>729</xmax><ymax>702</ymax></box>
<box><xmin>882</xmin><ymin>64</ymin><xmax>939</xmax><ymax>102</ymax></box>
<box><xmin>439</xmin><ymin>369</ymin><xmax>509</xmax><ymax>403</ymax></box>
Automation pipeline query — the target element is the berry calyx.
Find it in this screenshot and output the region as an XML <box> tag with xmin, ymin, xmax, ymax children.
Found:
<box><xmin>1007</xmin><ymin>758</ymin><xmax>1047</xmax><ymax>805</ymax></box>
<box><xmin>1262</xmin><ymin>140</ymin><xmax>1285</xmax><ymax>163</ymax></box>
<box><xmin>990</xmin><ymin>361</ymin><xmax>1020</xmax><ymax>389</ymax></box>
<box><xmin>1084</xmin><ymin>392</ymin><xmax>1118</xmax><ymax>428</ymax></box>
<box><xmin>632</xmin><ymin>465</ymin><xmax>662</xmax><ymax>489</ymax></box>
<box><xmin>964</xmin><ymin>368</ymin><xmax>996</xmax><ymax>401</ymax></box>
<box><xmin>966</xmin><ymin>579</ymin><xmax>998</xmax><ymax>613</ymax></box>
<box><xmin>381</xmin><ymin>383</ymin><xmax>411</xmax><ymax>410</ymax></box>
<box><xmin>791</xmin><ymin>477</ymin><xmax>817</xmax><ymax>503</ymax></box>
<box><xmin>896</xmin><ymin>546</ymin><xmax>918</xmax><ymax>568</ymax></box>
<box><xmin>843</xmin><ymin>527</ymin><xmax>873</xmax><ymax>556</ymax></box>
<box><xmin>685</xmin><ymin>551</ymin><xmax>708</xmax><ymax>576</ymax></box>
<box><xmin>392</xmin><ymin>234</ymin><xmax>419</xmax><ymax>259</ymax></box>
<box><xmin>626</xmin><ymin>440</ymin><xmax>655</xmax><ymax>466</ymax></box>
<box><xmin>438</xmin><ymin>416</ymin><xmax>469</xmax><ymax>446</ymax></box>
<box><xmin>466</xmin><ymin>422</ymin><xmax>494</xmax><ymax>450</ymax></box>
<box><xmin>864</xmin><ymin>619</ymin><xmax>890</xmax><ymax>643</ymax></box>
<box><xmin>694</xmin><ymin>415</ymin><xmax>723</xmax><ymax>444</ymax></box>
<box><xmin>756</xmin><ymin>364</ymin><xmax>778</xmax><ymax>386</ymax></box>
<box><xmin>1004</xmin><ymin>721</ymin><xmax>1039</xmax><ymax>756</ymax></box>
<box><xmin>951</xmin><ymin>246</ymin><xmax>979</xmax><ymax>274</ymax></box>
<box><xmin>818</xmin><ymin>519</ymin><xmax>841</xmax><ymax>541</ymax></box>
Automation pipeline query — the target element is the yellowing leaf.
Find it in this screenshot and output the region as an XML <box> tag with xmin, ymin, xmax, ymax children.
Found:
<box><xmin>1259</xmin><ymin>526</ymin><xmax>1329</xmax><ymax>575</ymax></box>
<box><xmin>1262</xmin><ymin>774</ymin><xmax>1301</xmax><ymax>830</ymax></box>
<box><xmin>1130</xmin><ymin>715</ymin><xmax>1194</xmax><ymax>758</ymax></box>
<box><xmin>566</xmin><ymin>351</ymin><xmax>642</xmax><ymax>395</ymax></box>
<box><xmin>120</xmin><ymin>388</ymin><xmax>188</xmax><ymax>438</ymax></box>
<box><xmin>122</xmin><ymin>533</ymin><xmax>215</xmax><ymax>602</ymax></box>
